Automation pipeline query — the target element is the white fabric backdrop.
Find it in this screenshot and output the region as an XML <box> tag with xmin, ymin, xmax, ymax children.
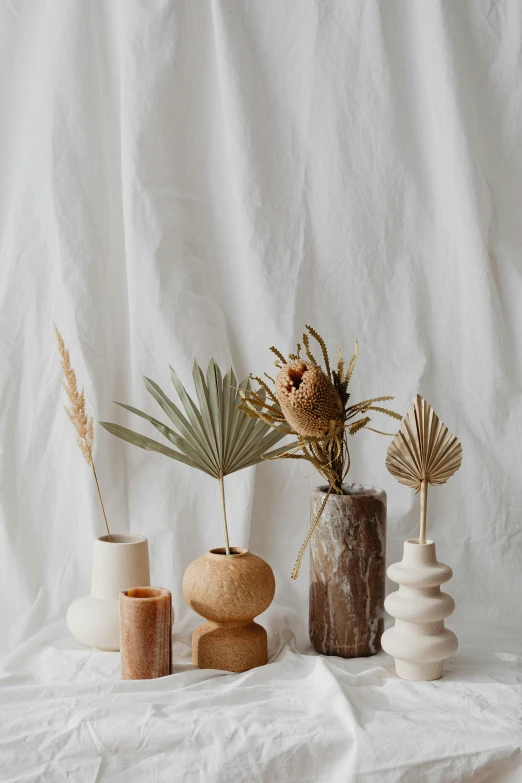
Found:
<box><xmin>1</xmin><ymin>1</ymin><xmax>521</xmax><ymax>781</ymax></box>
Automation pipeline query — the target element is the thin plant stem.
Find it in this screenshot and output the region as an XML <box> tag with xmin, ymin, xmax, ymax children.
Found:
<box><xmin>419</xmin><ymin>478</ymin><xmax>428</xmax><ymax>545</ymax></box>
<box><xmin>92</xmin><ymin>459</ymin><xmax>111</xmax><ymax>541</ymax></box>
<box><xmin>219</xmin><ymin>475</ymin><xmax>231</xmax><ymax>556</ymax></box>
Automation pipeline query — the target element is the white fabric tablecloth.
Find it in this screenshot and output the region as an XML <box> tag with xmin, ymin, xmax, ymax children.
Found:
<box><xmin>1</xmin><ymin>613</ymin><xmax>521</xmax><ymax>783</ymax></box>
<box><xmin>1</xmin><ymin>1</ymin><xmax>522</xmax><ymax>780</ymax></box>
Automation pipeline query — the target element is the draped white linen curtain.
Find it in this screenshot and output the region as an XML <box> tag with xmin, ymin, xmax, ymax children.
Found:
<box><xmin>1</xmin><ymin>1</ymin><xmax>521</xmax><ymax>780</ymax></box>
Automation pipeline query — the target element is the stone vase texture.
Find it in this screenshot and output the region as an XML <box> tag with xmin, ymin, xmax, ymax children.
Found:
<box><xmin>66</xmin><ymin>534</ymin><xmax>150</xmax><ymax>651</ymax></box>
<box><xmin>381</xmin><ymin>539</ymin><xmax>458</xmax><ymax>681</ymax></box>
<box><xmin>120</xmin><ymin>587</ymin><xmax>172</xmax><ymax>680</ymax></box>
<box><xmin>309</xmin><ymin>484</ymin><xmax>386</xmax><ymax>657</ymax></box>
<box><xmin>182</xmin><ymin>547</ymin><xmax>275</xmax><ymax>672</ymax></box>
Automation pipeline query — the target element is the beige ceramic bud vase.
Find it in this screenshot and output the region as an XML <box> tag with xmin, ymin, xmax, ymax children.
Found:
<box><xmin>381</xmin><ymin>539</ymin><xmax>457</xmax><ymax>680</ymax></box>
<box><xmin>183</xmin><ymin>547</ymin><xmax>275</xmax><ymax>672</ymax></box>
<box><xmin>67</xmin><ymin>534</ymin><xmax>150</xmax><ymax>651</ymax></box>
<box><xmin>383</xmin><ymin>395</ymin><xmax>463</xmax><ymax>681</ymax></box>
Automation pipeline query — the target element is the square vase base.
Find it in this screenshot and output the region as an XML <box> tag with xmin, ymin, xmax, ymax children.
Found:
<box><xmin>192</xmin><ymin>620</ymin><xmax>268</xmax><ymax>673</ymax></box>
<box><xmin>395</xmin><ymin>658</ymin><xmax>444</xmax><ymax>681</ymax></box>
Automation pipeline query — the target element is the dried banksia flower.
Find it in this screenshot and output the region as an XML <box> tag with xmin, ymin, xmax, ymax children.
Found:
<box><xmin>274</xmin><ymin>360</ymin><xmax>342</xmax><ymax>437</ymax></box>
<box><xmin>55</xmin><ymin>326</ymin><xmax>111</xmax><ymax>540</ymax></box>
<box><xmin>239</xmin><ymin>325</ymin><xmax>401</xmax><ymax>579</ymax></box>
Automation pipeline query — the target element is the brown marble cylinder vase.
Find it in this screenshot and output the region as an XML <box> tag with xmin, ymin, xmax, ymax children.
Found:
<box><xmin>309</xmin><ymin>484</ymin><xmax>386</xmax><ymax>658</ymax></box>
<box><xmin>120</xmin><ymin>587</ymin><xmax>172</xmax><ymax>679</ymax></box>
<box><xmin>182</xmin><ymin>548</ymin><xmax>275</xmax><ymax>673</ymax></box>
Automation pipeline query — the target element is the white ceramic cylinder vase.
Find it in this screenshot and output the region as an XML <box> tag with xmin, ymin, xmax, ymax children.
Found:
<box><xmin>66</xmin><ymin>534</ymin><xmax>150</xmax><ymax>651</ymax></box>
<box><xmin>381</xmin><ymin>539</ymin><xmax>457</xmax><ymax>681</ymax></box>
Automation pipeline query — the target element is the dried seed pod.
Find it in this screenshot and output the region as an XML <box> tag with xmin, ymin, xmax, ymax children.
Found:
<box><xmin>274</xmin><ymin>361</ymin><xmax>342</xmax><ymax>437</ymax></box>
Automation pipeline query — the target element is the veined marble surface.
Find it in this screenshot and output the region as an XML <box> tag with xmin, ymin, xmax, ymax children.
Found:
<box><xmin>309</xmin><ymin>484</ymin><xmax>386</xmax><ymax>657</ymax></box>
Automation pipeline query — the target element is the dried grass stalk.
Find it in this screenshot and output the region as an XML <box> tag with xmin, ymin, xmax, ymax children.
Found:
<box><xmin>55</xmin><ymin>327</ymin><xmax>111</xmax><ymax>540</ymax></box>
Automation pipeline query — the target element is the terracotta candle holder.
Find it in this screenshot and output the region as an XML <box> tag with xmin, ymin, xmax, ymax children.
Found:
<box><xmin>120</xmin><ymin>587</ymin><xmax>172</xmax><ymax>680</ymax></box>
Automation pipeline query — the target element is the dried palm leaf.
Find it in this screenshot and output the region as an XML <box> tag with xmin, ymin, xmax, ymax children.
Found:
<box><xmin>101</xmin><ymin>359</ymin><xmax>285</xmax><ymax>554</ymax></box>
<box><xmin>386</xmin><ymin>394</ymin><xmax>462</xmax><ymax>543</ymax></box>
<box><xmin>344</xmin><ymin>340</ymin><xmax>358</xmax><ymax>386</ymax></box>
<box><xmin>269</xmin><ymin>346</ymin><xmax>287</xmax><ymax>365</ymax></box>
<box><xmin>290</xmin><ymin>484</ymin><xmax>333</xmax><ymax>580</ymax></box>
<box><xmin>305</xmin><ymin>324</ymin><xmax>330</xmax><ymax>377</ymax></box>
<box><xmin>348</xmin><ymin>417</ymin><xmax>371</xmax><ymax>435</ymax></box>
<box><xmin>303</xmin><ymin>333</ymin><xmax>318</xmax><ymax>366</ymax></box>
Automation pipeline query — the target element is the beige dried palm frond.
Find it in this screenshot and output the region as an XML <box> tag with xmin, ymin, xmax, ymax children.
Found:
<box><xmin>55</xmin><ymin>327</ymin><xmax>111</xmax><ymax>539</ymax></box>
<box><xmin>386</xmin><ymin>394</ymin><xmax>462</xmax><ymax>543</ymax></box>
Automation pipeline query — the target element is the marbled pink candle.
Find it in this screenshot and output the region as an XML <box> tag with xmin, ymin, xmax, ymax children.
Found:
<box><xmin>120</xmin><ymin>587</ymin><xmax>172</xmax><ymax>679</ymax></box>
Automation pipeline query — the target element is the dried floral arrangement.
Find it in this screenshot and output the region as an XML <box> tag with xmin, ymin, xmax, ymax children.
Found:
<box><xmin>386</xmin><ymin>395</ymin><xmax>462</xmax><ymax>544</ymax></box>
<box><xmin>55</xmin><ymin>327</ymin><xmax>111</xmax><ymax>540</ymax></box>
<box><xmin>100</xmin><ymin>360</ymin><xmax>286</xmax><ymax>555</ymax></box>
<box><xmin>238</xmin><ymin>326</ymin><xmax>401</xmax><ymax>577</ymax></box>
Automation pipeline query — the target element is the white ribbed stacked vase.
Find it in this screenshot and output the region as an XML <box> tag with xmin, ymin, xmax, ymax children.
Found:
<box><xmin>382</xmin><ymin>539</ymin><xmax>458</xmax><ymax>681</ymax></box>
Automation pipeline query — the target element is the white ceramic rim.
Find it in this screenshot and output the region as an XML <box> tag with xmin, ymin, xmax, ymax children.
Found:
<box><xmin>98</xmin><ymin>534</ymin><xmax>147</xmax><ymax>545</ymax></box>
<box><xmin>406</xmin><ymin>538</ymin><xmax>435</xmax><ymax>546</ymax></box>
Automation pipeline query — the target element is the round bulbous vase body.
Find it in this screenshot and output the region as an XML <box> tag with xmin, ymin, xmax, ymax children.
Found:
<box><xmin>182</xmin><ymin>547</ymin><xmax>275</xmax><ymax>673</ymax></box>
<box><xmin>381</xmin><ymin>539</ymin><xmax>458</xmax><ymax>681</ymax></box>
<box><xmin>66</xmin><ymin>534</ymin><xmax>150</xmax><ymax>652</ymax></box>
<box><xmin>309</xmin><ymin>484</ymin><xmax>387</xmax><ymax>658</ymax></box>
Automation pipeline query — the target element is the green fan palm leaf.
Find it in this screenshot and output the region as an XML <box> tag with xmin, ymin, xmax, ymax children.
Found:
<box><xmin>169</xmin><ymin>365</ymin><xmax>219</xmax><ymax>470</ymax></box>
<box><xmin>99</xmin><ymin>422</ymin><xmax>209</xmax><ymax>472</ymax></box>
<box><xmin>100</xmin><ymin>359</ymin><xmax>286</xmax><ymax>554</ymax></box>
<box><xmin>114</xmin><ymin>402</ymin><xmax>217</xmax><ymax>475</ymax></box>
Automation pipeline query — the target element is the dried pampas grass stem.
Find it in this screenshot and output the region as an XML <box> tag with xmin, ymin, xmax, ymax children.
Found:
<box><xmin>55</xmin><ymin>327</ymin><xmax>111</xmax><ymax>540</ymax></box>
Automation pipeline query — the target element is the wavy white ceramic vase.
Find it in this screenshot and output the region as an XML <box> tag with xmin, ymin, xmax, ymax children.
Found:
<box><xmin>381</xmin><ymin>539</ymin><xmax>458</xmax><ymax>681</ymax></box>
<box><xmin>66</xmin><ymin>534</ymin><xmax>150</xmax><ymax>652</ymax></box>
